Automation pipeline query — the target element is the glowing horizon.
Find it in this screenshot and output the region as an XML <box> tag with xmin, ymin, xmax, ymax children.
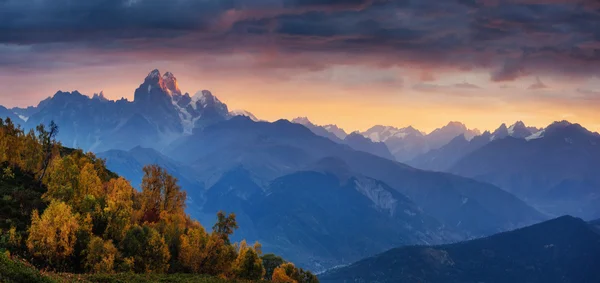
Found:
<box><xmin>1</xmin><ymin>0</ymin><xmax>599</xmax><ymax>133</ymax></box>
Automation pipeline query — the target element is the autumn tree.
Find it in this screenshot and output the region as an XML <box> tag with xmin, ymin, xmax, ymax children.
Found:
<box><xmin>22</xmin><ymin>129</ymin><xmax>44</xmax><ymax>173</ymax></box>
<box><xmin>121</xmin><ymin>225</ymin><xmax>170</xmax><ymax>273</ymax></box>
<box><xmin>43</xmin><ymin>155</ymin><xmax>80</xmax><ymax>204</ymax></box>
<box><xmin>262</xmin><ymin>253</ymin><xmax>286</xmax><ymax>280</ymax></box>
<box><xmin>26</xmin><ymin>201</ymin><xmax>80</xmax><ymax>266</ymax></box>
<box><xmin>156</xmin><ymin>211</ymin><xmax>189</xmax><ymax>270</ymax></box>
<box><xmin>178</xmin><ymin>226</ymin><xmax>209</xmax><ymax>273</ymax></box>
<box><xmin>103</xmin><ymin>177</ymin><xmax>134</xmax><ymax>242</ymax></box>
<box><xmin>232</xmin><ymin>240</ymin><xmax>265</xmax><ymax>280</ymax></box>
<box><xmin>140</xmin><ymin>165</ymin><xmax>186</xmax><ymax>223</ymax></box>
<box><xmin>178</xmin><ymin>224</ymin><xmax>237</xmax><ymax>276</ymax></box>
<box><xmin>78</xmin><ymin>163</ymin><xmax>103</xmax><ymax>200</ymax></box>
<box><xmin>272</xmin><ymin>262</ymin><xmax>319</xmax><ymax>283</ymax></box>
<box><xmin>272</xmin><ymin>263</ymin><xmax>298</xmax><ymax>283</ymax></box>
<box><xmin>213</xmin><ymin>211</ymin><xmax>238</xmax><ymax>245</ymax></box>
<box><xmin>85</xmin><ymin>236</ymin><xmax>118</xmax><ymax>273</ymax></box>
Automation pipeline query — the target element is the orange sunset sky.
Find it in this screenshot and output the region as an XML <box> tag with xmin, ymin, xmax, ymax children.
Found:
<box><xmin>1</xmin><ymin>0</ymin><xmax>599</xmax><ymax>133</ymax></box>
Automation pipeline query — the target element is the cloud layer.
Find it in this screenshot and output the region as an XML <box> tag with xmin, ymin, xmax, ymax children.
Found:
<box><xmin>0</xmin><ymin>0</ymin><xmax>598</xmax><ymax>79</ymax></box>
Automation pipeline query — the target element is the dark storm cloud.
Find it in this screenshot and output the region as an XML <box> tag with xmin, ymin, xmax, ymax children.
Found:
<box><xmin>0</xmin><ymin>0</ymin><xmax>233</xmax><ymax>43</ymax></box>
<box><xmin>0</xmin><ymin>0</ymin><xmax>599</xmax><ymax>81</ymax></box>
<box><xmin>288</xmin><ymin>0</ymin><xmax>372</xmax><ymax>8</ymax></box>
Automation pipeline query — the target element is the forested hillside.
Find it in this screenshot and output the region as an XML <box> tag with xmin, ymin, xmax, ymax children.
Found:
<box><xmin>0</xmin><ymin>117</ymin><xmax>317</xmax><ymax>283</ymax></box>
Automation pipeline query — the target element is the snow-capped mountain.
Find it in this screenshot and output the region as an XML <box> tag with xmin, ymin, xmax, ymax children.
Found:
<box><xmin>409</xmin><ymin>121</ymin><xmax>544</xmax><ymax>171</ymax></box>
<box><xmin>361</xmin><ymin>125</ymin><xmax>427</xmax><ymax>161</ymax></box>
<box><xmin>361</xmin><ymin>122</ymin><xmax>479</xmax><ymax>162</ymax></box>
<box><xmin>362</xmin><ymin>125</ymin><xmax>424</xmax><ymax>143</ymax></box>
<box><xmin>292</xmin><ymin>117</ymin><xmax>345</xmax><ymax>143</ymax></box>
<box><xmin>229</xmin><ymin>109</ymin><xmax>259</xmax><ymax>121</ymax></box>
<box><xmin>323</xmin><ymin>124</ymin><xmax>347</xmax><ymax>139</ymax></box>
<box><xmin>451</xmin><ymin>120</ymin><xmax>600</xmax><ymax>219</ymax></box>
<box><xmin>7</xmin><ymin>69</ymin><xmax>232</xmax><ymax>151</ymax></box>
<box><xmin>291</xmin><ymin>117</ymin><xmax>394</xmax><ymax>160</ymax></box>
<box><xmin>508</xmin><ymin>121</ymin><xmax>536</xmax><ymax>138</ymax></box>
<box><xmin>427</xmin><ymin>121</ymin><xmax>480</xmax><ymax>149</ymax></box>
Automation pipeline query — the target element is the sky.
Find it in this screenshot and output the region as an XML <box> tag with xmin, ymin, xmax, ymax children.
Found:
<box><xmin>0</xmin><ymin>0</ymin><xmax>599</xmax><ymax>133</ymax></box>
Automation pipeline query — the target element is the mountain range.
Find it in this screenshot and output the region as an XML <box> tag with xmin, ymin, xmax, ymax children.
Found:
<box><xmin>2</xmin><ymin>69</ymin><xmax>597</xmax><ymax>273</ymax></box>
<box><xmin>153</xmin><ymin>115</ymin><xmax>543</xmax><ymax>269</ymax></box>
<box><xmin>320</xmin><ymin>215</ymin><xmax>600</xmax><ymax>283</ymax></box>
<box><xmin>361</xmin><ymin>122</ymin><xmax>481</xmax><ymax>162</ymax></box>
<box><xmin>407</xmin><ymin>121</ymin><xmax>540</xmax><ymax>172</ymax></box>
<box><xmin>291</xmin><ymin>117</ymin><xmax>395</xmax><ymax>160</ymax></box>
<box><xmin>450</xmin><ymin>121</ymin><xmax>600</xmax><ymax>219</ymax></box>
<box><xmin>7</xmin><ymin>70</ymin><xmax>244</xmax><ymax>152</ymax></box>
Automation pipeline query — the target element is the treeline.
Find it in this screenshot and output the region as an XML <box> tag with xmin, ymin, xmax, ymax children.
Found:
<box><xmin>0</xmin><ymin>117</ymin><xmax>318</xmax><ymax>283</ymax></box>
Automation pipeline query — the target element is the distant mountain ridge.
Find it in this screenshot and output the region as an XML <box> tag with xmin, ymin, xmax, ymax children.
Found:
<box><xmin>450</xmin><ymin>121</ymin><xmax>600</xmax><ymax>219</ymax></box>
<box><xmin>408</xmin><ymin>121</ymin><xmax>540</xmax><ymax>171</ymax></box>
<box><xmin>360</xmin><ymin>122</ymin><xmax>480</xmax><ymax>162</ymax></box>
<box><xmin>320</xmin><ymin>215</ymin><xmax>600</xmax><ymax>283</ymax></box>
<box><xmin>291</xmin><ymin>117</ymin><xmax>395</xmax><ymax>160</ymax></box>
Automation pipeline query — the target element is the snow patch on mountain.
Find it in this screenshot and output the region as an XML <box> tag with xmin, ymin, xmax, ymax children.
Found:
<box><xmin>526</xmin><ymin>130</ymin><xmax>545</xmax><ymax>140</ymax></box>
<box><xmin>230</xmin><ymin>109</ymin><xmax>259</xmax><ymax>121</ymax></box>
<box><xmin>16</xmin><ymin>114</ymin><xmax>28</xmax><ymax>122</ymax></box>
<box><xmin>354</xmin><ymin>178</ymin><xmax>398</xmax><ymax>217</ymax></box>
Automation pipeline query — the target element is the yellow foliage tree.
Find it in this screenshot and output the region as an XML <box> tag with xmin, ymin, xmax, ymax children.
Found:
<box><xmin>178</xmin><ymin>226</ymin><xmax>236</xmax><ymax>276</ymax></box>
<box><xmin>179</xmin><ymin>226</ymin><xmax>210</xmax><ymax>273</ymax></box>
<box><xmin>231</xmin><ymin>240</ymin><xmax>265</xmax><ymax>280</ymax></box>
<box><xmin>104</xmin><ymin>177</ymin><xmax>134</xmax><ymax>242</ymax></box>
<box><xmin>272</xmin><ymin>264</ymin><xmax>298</xmax><ymax>283</ymax></box>
<box><xmin>43</xmin><ymin>156</ymin><xmax>80</xmax><ymax>204</ymax></box>
<box><xmin>77</xmin><ymin>163</ymin><xmax>103</xmax><ymax>201</ymax></box>
<box><xmin>85</xmin><ymin>236</ymin><xmax>118</xmax><ymax>273</ymax></box>
<box><xmin>26</xmin><ymin>201</ymin><xmax>80</xmax><ymax>264</ymax></box>
<box><xmin>140</xmin><ymin>165</ymin><xmax>186</xmax><ymax>223</ymax></box>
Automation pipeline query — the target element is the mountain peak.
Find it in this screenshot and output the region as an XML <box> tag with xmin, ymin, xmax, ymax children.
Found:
<box><xmin>162</xmin><ymin>71</ymin><xmax>181</xmax><ymax>96</ymax></box>
<box><xmin>512</xmin><ymin>120</ymin><xmax>526</xmax><ymax>128</ymax></box>
<box><xmin>447</xmin><ymin>121</ymin><xmax>466</xmax><ymax>128</ymax></box>
<box><xmin>491</xmin><ymin>123</ymin><xmax>509</xmax><ymax>140</ymax></box>
<box><xmin>547</xmin><ymin>120</ymin><xmax>572</xmax><ymax>129</ymax></box>
<box><xmin>507</xmin><ymin>121</ymin><xmax>534</xmax><ymax>138</ymax></box>
<box><xmin>230</xmin><ymin>109</ymin><xmax>259</xmax><ymax>121</ymax></box>
<box><xmin>323</xmin><ymin>124</ymin><xmax>348</xmax><ymax>139</ymax></box>
<box><xmin>191</xmin><ymin>90</ymin><xmax>218</xmax><ymax>106</ymax></box>
<box><xmin>544</xmin><ymin>120</ymin><xmax>596</xmax><ymax>139</ymax></box>
<box><xmin>291</xmin><ymin>117</ymin><xmax>313</xmax><ymax>126</ymax></box>
<box><xmin>146</xmin><ymin>69</ymin><xmax>161</xmax><ymax>80</ymax></box>
<box><xmin>92</xmin><ymin>91</ymin><xmax>109</xmax><ymax>101</ymax></box>
<box><xmin>134</xmin><ymin>69</ymin><xmax>172</xmax><ymax>102</ymax></box>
